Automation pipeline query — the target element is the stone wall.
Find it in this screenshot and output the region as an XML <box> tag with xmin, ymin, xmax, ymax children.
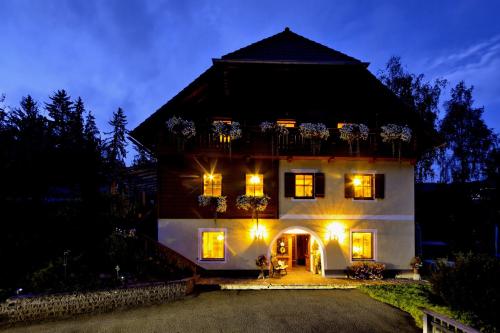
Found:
<box><xmin>0</xmin><ymin>278</ymin><xmax>194</xmax><ymax>325</ymax></box>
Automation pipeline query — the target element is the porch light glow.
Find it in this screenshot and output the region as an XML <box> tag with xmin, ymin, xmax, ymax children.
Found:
<box><xmin>250</xmin><ymin>225</ymin><xmax>268</xmax><ymax>240</ymax></box>
<box><xmin>327</xmin><ymin>222</ymin><xmax>346</xmax><ymax>243</ymax></box>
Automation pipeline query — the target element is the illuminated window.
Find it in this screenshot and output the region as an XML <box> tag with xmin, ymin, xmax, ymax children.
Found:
<box><xmin>277</xmin><ymin>119</ymin><xmax>296</xmax><ymax>128</ymax></box>
<box><xmin>337</xmin><ymin>123</ymin><xmax>346</xmax><ymax>129</ymax></box>
<box><xmin>246</xmin><ymin>174</ymin><xmax>264</xmax><ymax>197</ymax></box>
<box><xmin>295</xmin><ymin>174</ymin><xmax>314</xmax><ymax>198</ymax></box>
<box><xmin>353</xmin><ymin>174</ymin><xmax>373</xmax><ymax>200</ymax></box>
<box><xmin>203</xmin><ymin>174</ymin><xmax>222</xmax><ymax>196</ymax></box>
<box><xmin>352</xmin><ymin>231</ymin><xmax>374</xmax><ymax>260</ymax></box>
<box><xmin>201</xmin><ymin>230</ymin><xmax>225</xmax><ymax>260</ymax></box>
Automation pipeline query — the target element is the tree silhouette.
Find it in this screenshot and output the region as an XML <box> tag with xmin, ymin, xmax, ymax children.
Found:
<box><xmin>439</xmin><ymin>81</ymin><xmax>495</xmax><ymax>183</ymax></box>
<box><xmin>379</xmin><ymin>57</ymin><xmax>446</xmax><ymax>182</ymax></box>
<box><xmin>106</xmin><ymin>107</ymin><xmax>128</xmax><ymax>167</ymax></box>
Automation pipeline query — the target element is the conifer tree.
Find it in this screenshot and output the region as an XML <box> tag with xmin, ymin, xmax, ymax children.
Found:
<box><xmin>45</xmin><ymin>90</ymin><xmax>73</xmax><ymax>138</ymax></box>
<box><xmin>106</xmin><ymin>107</ymin><xmax>128</xmax><ymax>167</ymax></box>
<box><xmin>84</xmin><ymin>110</ymin><xmax>101</xmax><ymax>151</ymax></box>
<box><xmin>70</xmin><ymin>97</ymin><xmax>85</xmax><ymax>146</ymax></box>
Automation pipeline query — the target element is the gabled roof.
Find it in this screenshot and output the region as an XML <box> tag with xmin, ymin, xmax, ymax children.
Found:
<box><xmin>218</xmin><ymin>27</ymin><xmax>367</xmax><ymax>65</ymax></box>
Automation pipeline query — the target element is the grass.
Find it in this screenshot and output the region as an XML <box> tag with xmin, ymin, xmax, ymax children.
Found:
<box><xmin>358</xmin><ymin>283</ymin><xmax>475</xmax><ymax>329</ymax></box>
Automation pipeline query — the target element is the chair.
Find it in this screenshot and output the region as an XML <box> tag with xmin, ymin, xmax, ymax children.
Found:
<box><xmin>271</xmin><ymin>257</ymin><xmax>288</xmax><ymax>277</ymax></box>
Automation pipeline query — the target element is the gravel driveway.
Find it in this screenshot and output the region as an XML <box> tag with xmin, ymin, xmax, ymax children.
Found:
<box><xmin>1</xmin><ymin>290</ymin><xmax>419</xmax><ymax>333</ymax></box>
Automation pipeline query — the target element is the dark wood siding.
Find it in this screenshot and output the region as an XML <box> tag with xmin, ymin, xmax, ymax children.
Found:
<box><xmin>158</xmin><ymin>155</ymin><xmax>278</xmax><ymax>219</ymax></box>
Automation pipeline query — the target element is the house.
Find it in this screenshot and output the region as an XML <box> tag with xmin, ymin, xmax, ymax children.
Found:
<box><xmin>130</xmin><ymin>28</ymin><xmax>429</xmax><ymax>277</ymax></box>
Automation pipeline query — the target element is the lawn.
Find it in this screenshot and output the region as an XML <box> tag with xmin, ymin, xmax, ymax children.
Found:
<box><xmin>358</xmin><ymin>283</ymin><xmax>475</xmax><ymax>328</ymax></box>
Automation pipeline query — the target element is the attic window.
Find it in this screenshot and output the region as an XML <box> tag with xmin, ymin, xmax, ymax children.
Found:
<box><xmin>277</xmin><ymin>120</ymin><xmax>296</xmax><ymax>128</ymax></box>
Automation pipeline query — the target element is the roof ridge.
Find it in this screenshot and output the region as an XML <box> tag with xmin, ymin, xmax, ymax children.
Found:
<box><xmin>220</xmin><ymin>27</ymin><xmax>363</xmax><ymax>64</ymax></box>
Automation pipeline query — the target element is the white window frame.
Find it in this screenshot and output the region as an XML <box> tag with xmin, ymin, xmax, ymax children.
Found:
<box><xmin>198</xmin><ymin>228</ymin><xmax>227</xmax><ymax>263</ymax></box>
<box><xmin>350</xmin><ymin>229</ymin><xmax>377</xmax><ymax>262</ymax></box>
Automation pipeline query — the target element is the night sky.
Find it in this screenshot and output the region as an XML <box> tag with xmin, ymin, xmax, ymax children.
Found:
<box><xmin>1</xmin><ymin>0</ymin><xmax>499</xmax><ymax>141</ymax></box>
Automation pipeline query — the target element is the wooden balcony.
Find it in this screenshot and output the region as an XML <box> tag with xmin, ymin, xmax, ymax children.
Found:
<box><xmin>158</xmin><ymin>126</ymin><xmax>417</xmax><ymax>160</ymax></box>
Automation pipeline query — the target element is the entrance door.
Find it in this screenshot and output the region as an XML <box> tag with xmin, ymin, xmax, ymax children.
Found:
<box><xmin>296</xmin><ymin>234</ymin><xmax>310</xmax><ymax>269</ymax></box>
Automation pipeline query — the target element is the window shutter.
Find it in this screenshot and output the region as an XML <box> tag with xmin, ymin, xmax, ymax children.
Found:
<box><xmin>284</xmin><ymin>172</ymin><xmax>295</xmax><ymax>197</ymax></box>
<box><xmin>375</xmin><ymin>174</ymin><xmax>385</xmax><ymax>199</ymax></box>
<box><xmin>315</xmin><ymin>173</ymin><xmax>325</xmax><ymax>197</ymax></box>
<box><xmin>344</xmin><ymin>174</ymin><xmax>354</xmax><ymax>198</ymax></box>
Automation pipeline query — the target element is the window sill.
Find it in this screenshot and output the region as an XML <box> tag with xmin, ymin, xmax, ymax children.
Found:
<box><xmin>291</xmin><ymin>198</ymin><xmax>317</xmax><ymax>202</ymax></box>
<box><xmin>352</xmin><ymin>198</ymin><xmax>378</xmax><ymax>202</ymax></box>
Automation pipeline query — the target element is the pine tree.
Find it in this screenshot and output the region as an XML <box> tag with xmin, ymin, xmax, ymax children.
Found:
<box><xmin>84</xmin><ymin>110</ymin><xmax>101</xmax><ymax>151</ymax></box>
<box><xmin>70</xmin><ymin>97</ymin><xmax>85</xmax><ymax>146</ymax></box>
<box><xmin>439</xmin><ymin>81</ymin><xmax>495</xmax><ymax>183</ymax></box>
<box><xmin>45</xmin><ymin>90</ymin><xmax>73</xmax><ymax>138</ymax></box>
<box><xmin>106</xmin><ymin>107</ymin><xmax>128</xmax><ymax>167</ymax></box>
<box><xmin>132</xmin><ymin>141</ymin><xmax>154</xmax><ymax>167</ymax></box>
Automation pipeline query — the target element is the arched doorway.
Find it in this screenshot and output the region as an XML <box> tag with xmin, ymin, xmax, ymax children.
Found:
<box><xmin>267</xmin><ymin>226</ymin><xmax>326</xmax><ymax>277</ymax></box>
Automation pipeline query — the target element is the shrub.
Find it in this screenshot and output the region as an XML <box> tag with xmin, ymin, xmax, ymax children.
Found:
<box><xmin>346</xmin><ymin>262</ymin><xmax>385</xmax><ymax>279</ymax></box>
<box><xmin>430</xmin><ymin>253</ymin><xmax>500</xmax><ymax>332</ymax></box>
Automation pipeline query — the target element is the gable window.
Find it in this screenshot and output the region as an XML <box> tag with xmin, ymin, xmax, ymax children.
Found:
<box><xmin>246</xmin><ymin>174</ymin><xmax>264</xmax><ymax>197</ymax></box>
<box><xmin>351</xmin><ymin>231</ymin><xmax>374</xmax><ymax>260</ymax></box>
<box><xmin>284</xmin><ymin>172</ymin><xmax>325</xmax><ymax>199</ymax></box>
<box><xmin>294</xmin><ymin>174</ymin><xmax>314</xmax><ymax>198</ymax></box>
<box><xmin>345</xmin><ymin>174</ymin><xmax>384</xmax><ymax>200</ymax></box>
<box><xmin>200</xmin><ymin>230</ymin><xmax>225</xmax><ymax>261</ymax></box>
<box><xmin>203</xmin><ymin>173</ymin><xmax>222</xmax><ymax>196</ymax></box>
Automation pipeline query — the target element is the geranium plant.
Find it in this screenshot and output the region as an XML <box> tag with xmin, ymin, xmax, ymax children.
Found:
<box><xmin>380</xmin><ymin>124</ymin><xmax>412</xmax><ymax>158</ymax></box>
<box><xmin>260</xmin><ymin>121</ymin><xmax>289</xmax><ymax>156</ymax></box>
<box><xmin>299</xmin><ymin>123</ymin><xmax>330</xmax><ymax>154</ymax></box>
<box><xmin>212</xmin><ymin>121</ymin><xmax>242</xmax><ymax>157</ymax></box>
<box><xmin>166</xmin><ymin>116</ymin><xmax>196</xmax><ymax>151</ymax></box>
<box><xmin>339</xmin><ymin>123</ymin><xmax>369</xmax><ymax>155</ymax></box>
<box><xmin>236</xmin><ymin>194</ymin><xmax>270</xmax><ymax>235</ymax></box>
<box><xmin>255</xmin><ymin>255</ymin><xmax>268</xmax><ymax>279</ymax></box>
<box><xmin>198</xmin><ymin>195</ymin><xmax>227</xmax><ymax>225</ymax></box>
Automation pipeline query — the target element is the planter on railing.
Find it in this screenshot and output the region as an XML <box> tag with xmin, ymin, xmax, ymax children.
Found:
<box><xmin>298</xmin><ymin>123</ymin><xmax>330</xmax><ymax>155</ymax></box>
<box><xmin>339</xmin><ymin>123</ymin><xmax>369</xmax><ymax>156</ymax></box>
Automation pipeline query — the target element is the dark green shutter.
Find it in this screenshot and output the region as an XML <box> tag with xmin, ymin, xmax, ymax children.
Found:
<box><xmin>344</xmin><ymin>174</ymin><xmax>354</xmax><ymax>198</ymax></box>
<box><xmin>315</xmin><ymin>173</ymin><xmax>325</xmax><ymax>197</ymax></box>
<box><xmin>284</xmin><ymin>173</ymin><xmax>295</xmax><ymax>197</ymax></box>
<box><xmin>375</xmin><ymin>174</ymin><xmax>385</xmax><ymax>199</ymax></box>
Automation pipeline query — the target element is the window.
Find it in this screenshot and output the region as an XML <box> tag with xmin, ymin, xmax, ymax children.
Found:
<box><xmin>352</xmin><ymin>231</ymin><xmax>374</xmax><ymax>260</ymax></box>
<box><xmin>277</xmin><ymin>119</ymin><xmax>296</xmax><ymax>128</ymax></box>
<box><xmin>246</xmin><ymin>174</ymin><xmax>264</xmax><ymax>197</ymax></box>
<box><xmin>295</xmin><ymin>174</ymin><xmax>314</xmax><ymax>198</ymax></box>
<box><xmin>216</xmin><ymin>119</ymin><xmax>232</xmax><ymax>143</ymax></box>
<box><xmin>200</xmin><ymin>230</ymin><xmax>225</xmax><ymax>261</ymax></box>
<box><xmin>203</xmin><ymin>174</ymin><xmax>222</xmax><ymax>196</ymax></box>
<box><xmin>353</xmin><ymin>174</ymin><xmax>373</xmax><ymax>200</ymax></box>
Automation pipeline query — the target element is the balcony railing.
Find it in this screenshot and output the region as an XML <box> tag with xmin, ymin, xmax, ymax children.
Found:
<box><xmin>160</xmin><ymin>125</ymin><xmax>416</xmax><ymax>159</ymax></box>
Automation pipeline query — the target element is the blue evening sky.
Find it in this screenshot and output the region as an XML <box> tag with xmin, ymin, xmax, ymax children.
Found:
<box><xmin>1</xmin><ymin>0</ymin><xmax>499</xmax><ymax>144</ymax></box>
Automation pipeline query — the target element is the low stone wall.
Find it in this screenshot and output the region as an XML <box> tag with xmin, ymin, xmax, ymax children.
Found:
<box><xmin>0</xmin><ymin>278</ymin><xmax>194</xmax><ymax>325</ymax></box>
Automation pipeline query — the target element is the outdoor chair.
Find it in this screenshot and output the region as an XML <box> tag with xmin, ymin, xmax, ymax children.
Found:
<box><xmin>271</xmin><ymin>257</ymin><xmax>288</xmax><ymax>277</ymax></box>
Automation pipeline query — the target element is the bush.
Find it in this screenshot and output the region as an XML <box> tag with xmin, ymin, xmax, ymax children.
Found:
<box><xmin>430</xmin><ymin>253</ymin><xmax>500</xmax><ymax>331</ymax></box>
<box><xmin>346</xmin><ymin>262</ymin><xmax>385</xmax><ymax>279</ymax></box>
<box><xmin>359</xmin><ymin>283</ymin><xmax>475</xmax><ymax>328</ymax></box>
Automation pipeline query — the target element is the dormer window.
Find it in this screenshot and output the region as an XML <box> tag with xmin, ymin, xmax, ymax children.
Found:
<box><xmin>277</xmin><ymin>119</ymin><xmax>296</xmax><ymax>128</ymax></box>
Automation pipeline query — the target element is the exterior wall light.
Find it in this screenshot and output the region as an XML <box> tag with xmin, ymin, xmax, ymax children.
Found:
<box><xmin>251</xmin><ymin>225</ymin><xmax>267</xmax><ymax>240</ymax></box>
<box><xmin>327</xmin><ymin>222</ymin><xmax>346</xmax><ymax>243</ymax></box>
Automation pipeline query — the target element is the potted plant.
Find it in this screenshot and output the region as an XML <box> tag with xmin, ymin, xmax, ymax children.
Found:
<box><xmin>298</xmin><ymin>122</ymin><xmax>330</xmax><ymax>154</ymax></box>
<box><xmin>255</xmin><ymin>255</ymin><xmax>268</xmax><ymax>279</ymax></box>
<box><xmin>380</xmin><ymin>124</ymin><xmax>412</xmax><ymax>159</ymax></box>
<box><xmin>198</xmin><ymin>195</ymin><xmax>227</xmax><ymax>225</ymax></box>
<box><xmin>410</xmin><ymin>256</ymin><xmax>422</xmax><ymax>280</ymax></box>
<box><xmin>166</xmin><ymin>116</ymin><xmax>196</xmax><ymax>151</ymax></box>
<box><xmin>236</xmin><ymin>195</ymin><xmax>270</xmax><ymax>238</ymax></box>
<box><xmin>260</xmin><ymin>121</ymin><xmax>289</xmax><ymax>156</ymax></box>
<box><xmin>212</xmin><ymin>121</ymin><xmax>242</xmax><ymax>158</ymax></box>
<box><xmin>339</xmin><ymin>123</ymin><xmax>369</xmax><ymax>155</ymax></box>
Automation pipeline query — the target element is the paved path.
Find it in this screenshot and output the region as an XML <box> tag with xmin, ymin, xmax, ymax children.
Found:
<box><xmin>1</xmin><ymin>290</ymin><xmax>419</xmax><ymax>333</ymax></box>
